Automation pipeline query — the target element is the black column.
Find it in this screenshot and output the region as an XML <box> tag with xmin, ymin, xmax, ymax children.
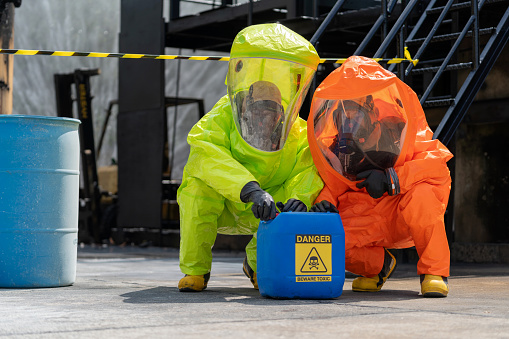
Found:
<box><xmin>118</xmin><ymin>0</ymin><xmax>165</xmax><ymax>229</ymax></box>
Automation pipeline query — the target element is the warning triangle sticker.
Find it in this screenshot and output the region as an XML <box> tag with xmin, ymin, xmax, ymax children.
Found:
<box><xmin>300</xmin><ymin>247</ymin><xmax>328</xmax><ymax>273</ymax></box>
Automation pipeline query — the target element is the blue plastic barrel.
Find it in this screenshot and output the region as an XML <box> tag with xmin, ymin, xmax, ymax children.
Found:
<box><xmin>257</xmin><ymin>212</ymin><xmax>345</xmax><ymax>299</ymax></box>
<box><xmin>0</xmin><ymin>115</ymin><xmax>81</xmax><ymax>288</ymax></box>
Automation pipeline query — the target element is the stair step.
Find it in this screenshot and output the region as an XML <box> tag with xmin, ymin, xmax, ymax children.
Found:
<box><xmin>423</xmin><ymin>98</ymin><xmax>456</xmax><ymax>108</ymax></box>
<box><xmin>426</xmin><ymin>1</ymin><xmax>471</xmax><ymax>15</ymax></box>
<box><xmin>426</xmin><ymin>0</ymin><xmax>506</xmax><ymax>15</ymax></box>
<box><xmin>411</xmin><ymin>62</ymin><xmax>473</xmax><ymax>74</ymax></box>
<box><xmin>407</xmin><ymin>27</ymin><xmax>496</xmax><ymax>45</ymax></box>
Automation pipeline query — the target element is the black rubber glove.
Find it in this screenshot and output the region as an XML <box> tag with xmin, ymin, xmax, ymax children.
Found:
<box><xmin>276</xmin><ymin>199</ymin><xmax>307</xmax><ymax>213</ymax></box>
<box><xmin>309</xmin><ymin>200</ymin><xmax>339</xmax><ymax>213</ymax></box>
<box><xmin>356</xmin><ymin>169</ymin><xmax>389</xmax><ymax>199</ymax></box>
<box><xmin>240</xmin><ymin>181</ymin><xmax>276</xmax><ymax>221</ymax></box>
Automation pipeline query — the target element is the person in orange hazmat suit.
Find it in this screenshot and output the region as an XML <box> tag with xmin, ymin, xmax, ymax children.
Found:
<box><xmin>307</xmin><ymin>56</ymin><xmax>453</xmax><ymax>297</ymax></box>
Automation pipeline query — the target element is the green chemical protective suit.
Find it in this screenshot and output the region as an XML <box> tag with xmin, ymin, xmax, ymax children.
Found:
<box><xmin>177</xmin><ymin>23</ymin><xmax>324</xmax><ymax>276</ymax></box>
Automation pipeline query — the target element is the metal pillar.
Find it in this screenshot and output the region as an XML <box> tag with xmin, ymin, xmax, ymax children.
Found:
<box><xmin>118</xmin><ymin>0</ymin><xmax>165</xmax><ymax>229</ymax></box>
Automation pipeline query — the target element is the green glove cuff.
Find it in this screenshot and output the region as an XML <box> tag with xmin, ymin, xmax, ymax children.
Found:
<box><xmin>240</xmin><ymin>181</ymin><xmax>262</xmax><ymax>203</ymax></box>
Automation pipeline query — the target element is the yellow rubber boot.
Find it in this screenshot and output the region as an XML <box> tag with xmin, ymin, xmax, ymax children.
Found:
<box><xmin>242</xmin><ymin>257</ymin><xmax>258</xmax><ymax>290</ymax></box>
<box><xmin>352</xmin><ymin>248</ymin><xmax>396</xmax><ymax>292</ymax></box>
<box><xmin>420</xmin><ymin>274</ymin><xmax>448</xmax><ymax>297</ymax></box>
<box><xmin>178</xmin><ymin>272</ymin><xmax>210</xmax><ymax>292</ymax></box>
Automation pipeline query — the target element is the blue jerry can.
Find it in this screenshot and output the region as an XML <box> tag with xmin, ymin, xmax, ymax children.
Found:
<box><xmin>257</xmin><ymin>212</ymin><xmax>345</xmax><ymax>299</ymax></box>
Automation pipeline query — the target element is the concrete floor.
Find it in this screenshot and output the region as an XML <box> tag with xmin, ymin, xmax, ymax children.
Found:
<box><xmin>1</xmin><ymin>245</ymin><xmax>509</xmax><ymax>338</ymax></box>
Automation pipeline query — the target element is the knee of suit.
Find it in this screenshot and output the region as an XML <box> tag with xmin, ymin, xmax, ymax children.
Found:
<box><xmin>399</xmin><ymin>183</ymin><xmax>448</xmax><ymax>228</ymax></box>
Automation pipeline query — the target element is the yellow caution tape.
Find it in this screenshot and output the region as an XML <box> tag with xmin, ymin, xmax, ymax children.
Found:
<box><xmin>0</xmin><ymin>48</ymin><xmax>419</xmax><ymax>65</ymax></box>
<box><xmin>404</xmin><ymin>46</ymin><xmax>419</xmax><ymax>67</ymax></box>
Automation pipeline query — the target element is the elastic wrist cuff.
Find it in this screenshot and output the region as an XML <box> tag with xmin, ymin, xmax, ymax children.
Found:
<box><xmin>385</xmin><ymin>167</ymin><xmax>400</xmax><ymax>196</ymax></box>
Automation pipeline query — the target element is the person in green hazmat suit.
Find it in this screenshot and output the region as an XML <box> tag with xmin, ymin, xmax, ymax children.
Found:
<box><xmin>177</xmin><ymin>23</ymin><xmax>324</xmax><ymax>292</ymax></box>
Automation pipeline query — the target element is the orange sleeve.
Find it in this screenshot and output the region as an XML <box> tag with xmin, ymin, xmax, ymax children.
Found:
<box><xmin>395</xmin><ymin>137</ymin><xmax>453</xmax><ymax>195</ymax></box>
<box><xmin>315</xmin><ymin>184</ymin><xmax>341</xmax><ymax>208</ymax></box>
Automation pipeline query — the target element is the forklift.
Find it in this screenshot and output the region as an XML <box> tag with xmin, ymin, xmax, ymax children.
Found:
<box><xmin>54</xmin><ymin>69</ymin><xmax>109</xmax><ymax>244</ymax></box>
<box><xmin>54</xmin><ymin>68</ymin><xmax>204</xmax><ymax>246</ymax></box>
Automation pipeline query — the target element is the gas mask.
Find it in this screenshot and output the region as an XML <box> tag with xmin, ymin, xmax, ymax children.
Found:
<box><xmin>332</xmin><ymin>97</ymin><xmax>384</xmax><ymax>179</ymax></box>
<box><xmin>240</xmin><ymin>83</ymin><xmax>284</xmax><ymax>151</ymax></box>
<box><xmin>228</xmin><ymin>57</ymin><xmax>316</xmax><ymax>152</ymax></box>
<box><xmin>312</xmin><ymin>86</ymin><xmax>407</xmax><ymax>180</ymax></box>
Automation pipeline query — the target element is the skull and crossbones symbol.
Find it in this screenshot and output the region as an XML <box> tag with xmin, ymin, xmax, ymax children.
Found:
<box><xmin>309</xmin><ymin>256</ymin><xmax>319</xmax><ymax>270</ymax></box>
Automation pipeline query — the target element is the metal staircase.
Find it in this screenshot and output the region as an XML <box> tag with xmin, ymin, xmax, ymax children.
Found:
<box><xmin>312</xmin><ymin>0</ymin><xmax>509</xmax><ymax>145</ymax></box>
<box><xmin>356</xmin><ymin>0</ymin><xmax>509</xmax><ymax>146</ymax></box>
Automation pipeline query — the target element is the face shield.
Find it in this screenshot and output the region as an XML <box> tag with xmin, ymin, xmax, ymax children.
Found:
<box><xmin>228</xmin><ymin>57</ymin><xmax>315</xmax><ymax>152</ymax></box>
<box><xmin>312</xmin><ymin>84</ymin><xmax>407</xmax><ymax>180</ymax></box>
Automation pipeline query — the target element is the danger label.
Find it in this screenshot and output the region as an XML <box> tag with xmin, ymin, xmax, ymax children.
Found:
<box><xmin>295</xmin><ymin>234</ymin><xmax>332</xmax><ymax>276</ymax></box>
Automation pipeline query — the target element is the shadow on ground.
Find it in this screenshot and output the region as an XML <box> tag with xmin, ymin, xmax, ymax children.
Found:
<box><xmin>120</xmin><ymin>286</ymin><xmax>421</xmax><ymax>305</ymax></box>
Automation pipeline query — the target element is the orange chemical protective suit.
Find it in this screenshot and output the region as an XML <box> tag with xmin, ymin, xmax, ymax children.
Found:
<box><xmin>307</xmin><ymin>56</ymin><xmax>453</xmax><ymax>278</ymax></box>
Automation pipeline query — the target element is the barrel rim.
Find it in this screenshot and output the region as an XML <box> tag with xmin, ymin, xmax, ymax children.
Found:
<box><xmin>0</xmin><ymin>114</ymin><xmax>81</xmax><ymax>125</ymax></box>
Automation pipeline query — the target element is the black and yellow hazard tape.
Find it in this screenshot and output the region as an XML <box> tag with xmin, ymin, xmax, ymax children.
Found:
<box><xmin>0</xmin><ymin>47</ymin><xmax>418</xmax><ymax>66</ymax></box>
<box><xmin>0</xmin><ymin>49</ymin><xmax>231</xmax><ymax>61</ymax></box>
<box><xmin>320</xmin><ymin>47</ymin><xmax>418</xmax><ymax>66</ymax></box>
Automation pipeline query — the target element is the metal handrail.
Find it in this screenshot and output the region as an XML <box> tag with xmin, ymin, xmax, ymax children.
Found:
<box><xmin>408</xmin><ymin>0</ymin><xmax>485</xmax><ymax>81</ymax></box>
<box><xmin>354</xmin><ymin>0</ymin><xmax>399</xmax><ymax>56</ymax></box>
<box><xmin>404</xmin><ymin>0</ymin><xmax>455</xmax><ymax>76</ymax></box>
<box><xmin>419</xmin><ymin>13</ymin><xmax>477</xmax><ymax>104</ymax></box>
<box><xmin>361</xmin><ymin>0</ymin><xmax>506</xmax><ymax>146</ymax></box>
<box><xmin>387</xmin><ymin>0</ymin><xmax>437</xmax><ymax>74</ymax></box>
<box><xmin>310</xmin><ymin>0</ymin><xmax>347</xmax><ymax>46</ymax></box>
<box><xmin>433</xmin><ymin>4</ymin><xmax>509</xmax><ymax>144</ymax></box>
<box><xmin>373</xmin><ymin>0</ymin><xmax>420</xmax><ymax>58</ymax></box>
<box><xmin>472</xmin><ymin>0</ymin><xmax>480</xmax><ymax>69</ymax></box>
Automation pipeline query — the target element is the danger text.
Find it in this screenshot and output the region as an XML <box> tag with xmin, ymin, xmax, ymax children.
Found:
<box><xmin>296</xmin><ymin>235</ymin><xmax>331</xmax><ymax>243</ymax></box>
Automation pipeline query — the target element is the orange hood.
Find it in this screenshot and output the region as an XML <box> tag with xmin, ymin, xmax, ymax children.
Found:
<box><xmin>307</xmin><ymin>56</ymin><xmax>452</xmax><ymax>195</ymax></box>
